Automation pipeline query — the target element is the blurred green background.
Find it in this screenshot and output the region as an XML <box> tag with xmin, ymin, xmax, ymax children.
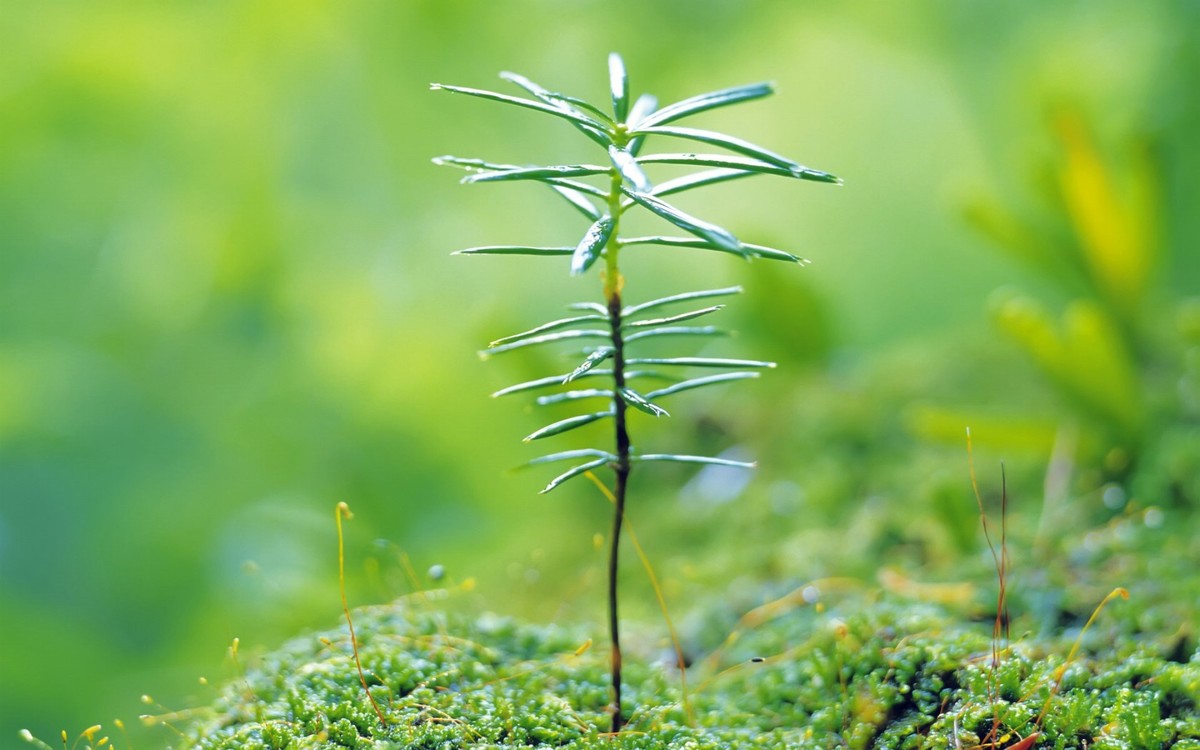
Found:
<box><xmin>2</xmin><ymin>1</ymin><xmax>1197</xmax><ymax>746</ymax></box>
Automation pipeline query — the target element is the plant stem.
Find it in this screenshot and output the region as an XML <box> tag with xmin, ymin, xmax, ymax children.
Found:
<box><xmin>604</xmin><ymin>167</ymin><xmax>630</xmax><ymax>733</ymax></box>
<box><xmin>606</xmin><ymin>291</ymin><xmax>630</xmax><ymax>733</ymax></box>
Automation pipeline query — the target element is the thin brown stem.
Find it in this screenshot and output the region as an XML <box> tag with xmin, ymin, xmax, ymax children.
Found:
<box><xmin>600</xmin><ymin>154</ymin><xmax>632</xmax><ymax>734</ymax></box>
<box><xmin>606</xmin><ymin>289</ymin><xmax>631</xmax><ymax>733</ymax></box>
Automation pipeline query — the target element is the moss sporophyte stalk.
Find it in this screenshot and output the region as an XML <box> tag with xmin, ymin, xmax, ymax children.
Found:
<box><xmin>433</xmin><ymin>52</ymin><xmax>840</xmax><ymax>731</ymax></box>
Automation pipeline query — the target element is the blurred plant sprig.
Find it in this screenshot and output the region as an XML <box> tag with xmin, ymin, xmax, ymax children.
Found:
<box><xmin>923</xmin><ymin>109</ymin><xmax>1198</xmax><ymax>523</ymax></box>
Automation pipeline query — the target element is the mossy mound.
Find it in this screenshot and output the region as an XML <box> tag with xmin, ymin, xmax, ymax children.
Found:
<box><xmin>185</xmin><ymin>595</ymin><xmax>1200</xmax><ymax>749</ymax></box>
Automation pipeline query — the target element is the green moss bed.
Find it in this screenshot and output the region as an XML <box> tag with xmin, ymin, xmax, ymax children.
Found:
<box><xmin>180</xmin><ymin>591</ymin><xmax>1199</xmax><ymax>750</ymax></box>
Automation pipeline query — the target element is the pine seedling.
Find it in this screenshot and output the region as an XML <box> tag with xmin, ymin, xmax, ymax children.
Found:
<box><xmin>433</xmin><ymin>53</ymin><xmax>839</xmax><ymax>732</ymax></box>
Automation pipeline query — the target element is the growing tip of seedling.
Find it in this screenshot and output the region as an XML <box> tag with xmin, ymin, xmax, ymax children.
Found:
<box><xmin>337</xmin><ymin>501</ymin><xmax>352</xmax><ymax>519</ymax></box>
<box><xmin>608</xmin><ymin>52</ymin><xmax>629</xmax><ymax>122</ymax></box>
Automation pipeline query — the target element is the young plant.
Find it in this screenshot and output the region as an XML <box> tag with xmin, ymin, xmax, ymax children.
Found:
<box><xmin>433</xmin><ymin>53</ymin><xmax>838</xmax><ymax>732</ymax></box>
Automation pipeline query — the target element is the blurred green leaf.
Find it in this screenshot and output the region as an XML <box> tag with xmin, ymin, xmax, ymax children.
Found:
<box><xmin>464</xmin><ymin>164</ymin><xmax>611</xmax><ymax>184</ymax></box>
<box><xmin>523</xmin><ymin>448</ymin><xmax>616</xmax><ymax>466</ymax></box>
<box><xmin>651</xmin><ymin>168</ymin><xmax>758</xmax><ymax>198</ymax></box>
<box><xmin>436</xmin><ymin>156</ymin><xmax>609</xmax><ymax>196</ymax></box>
<box><xmin>636</xmin><ymin>152</ymin><xmax>797</xmax><ymax>178</ymax></box>
<box><xmin>524</xmin><ymin>411</ymin><xmax>613</xmax><ymax>442</ymax></box>
<box><xmin>535</xmin><ymin>389</ymin><xmax>615</xmax><ymax>406</ymax></box>
<box><xmin>1056</xmin><ymin>113</ymin><xmax>1158</xmax><ymax>316</ymax></box>
<box><xmin>618</xmin><ymin>387</ymin><xmax>668</xmax><ymax>417</ymax></box>
<box><xmin>962</xmin><ymin>196</ymin><xmax>1079</xmax><ymax>285</ymax></box>
<box><xmin>455</xmin><ymin>245</ymin><xmax>574</xmax><ymax>257</ymax></box>
<box><xmin>499</xmin><ymin>71</ymin><xmax>615</xmax><ymax>148</ymax></box>
<box><xmin>563</xmin><ymin>347</ymin><xmax>615</xmax><ymax>383</ymax></box>
<box><xmin>431</xmin><ymin>83</ymin><xmax>613</xmax><ymax>141</ymax></box>
<box><xmin>493</xmin><ymin>370</ymin><xmax>670</xmax><ymax>399</ymax></box>
<box><xmin>494</xmin><ymin>370</ymin><xmax>616</xmax><ymax>397</ymax></box>
<box><xmin>627</xmin><ymin>93</ymin><xmax>658</xmax><ymax>128</ymax></box>
<box><xmin>552</xmin><ymin>185</ymin><xmax>604</xmax><ymax>221</ymax></box>
<box><xmin>483</xmin><ymin>329</ymin><xmax>611</xmax><ymax>357</ymax></box>
<box><xmin>645</xmin><ymin>372</ymin><xmax>760</xmax><ymax>400</ymax></box>
<box><xmin>545</xmin><ymin>92</ymin><xmax>617</xmax><ymax>127</ymax></box>
<box><xmin>639</xmin><ymin>82</ymin><xmax>775</xmax><ymax>128</ymax></box>
<box><xmin>608</xmin><ymin>52</ymin><xmax>630</xmax><ymax>122</ymax></box>
<box><xmin>434</xmin><ymin>155</ymin><xmax>608</xmax><ymax>197</ymax></box>
<box><xmin>626</xmin><ymin>93</ymin><xmax>659</xmax><ymax>155</ymax></box>
<box><xmin>608</xmin><ymin>145</ymin><xmax>652</xmax><ymax>193</ymax></box>
<box><xmin>500</xmin><ymin>71</ymin><xmax>615</xmax><ymax>126</ymax></box>
<box><xmin>490</xmin><ymin>315</ymin><xmax>609</xmax><ymax>348</ymax></box>
<box><xmin>572</xmin><ymin>215</ymin><xmax>615</xmax><ymax>276</ymax></box>
<box><xmin>621</xmin><ymin>235</ymin><xmax>804</xmax><ymax>263</ymax></box>
<box><xmin>991</xmin><ymin>292</ymin><xmax>1142</xmax><ymax>437</ymax></box>
<box><xmin>624</xmin><ymin>326</ymin><xmax>724</xmax><ymax>343</ymax></box>
<box><xmin>621</xmin><ymin>189</ymin><xmax>742</xmax><ymax>254</ymax></box>
<box><xmin>433</xmin><ymin>154</ymin><xmax>519</xmax><ymax>171</ymax></box>
<box><xmin>545</xmin><ymin>180</ymin><xmax>608</xmax><ymax>197</ymax></box>
<box><xmin>637</xmin><ymin>153</ymin><xmax>839</xmax><ymax>183</ymax></box>
<box><xmin>623</xmin><ymin>287</ymin><xmax>742</xmax><ymax>316</ymax></box>
<box><xmin>906</xmin><ymin>405</ymin><xmax>1058</xmax><ymax>455</ymax></box>
<box><xmin>630</xmin><ymin>125</ymin><xmax>797</xmax><ymax>169</ymax></box>
<box><xmin>622</xmin><ymin>370</ymin><xmax>677</xmax><ymax>384</ymax></box>
<box><xmin>631</xmin><ymin>454</ymin><xmax>756</xmax><ymax>469</ymax></box>
<box><xmin>568</xmin><ymin>301</ymin><xmax>612</xmax><ymax>314</ymax></box>
<box><xmin>540</xmin><ymin>457</ymin><xmax>613</xmax><ymax>493</ymax></box>
<box><xmin>624</xmin><ymin>305</ymin><xmax>725</xmax><ymax>329</ymax></box>
<box><xmin>626</xmin><ymin>356</ymin><xmax>775</xmax><ymax>369</ymax></box>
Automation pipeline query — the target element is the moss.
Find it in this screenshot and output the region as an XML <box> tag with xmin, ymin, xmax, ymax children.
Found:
<box><xmin>183</xmin><ymin>597</ymin><xmax>1200</xmax><ymax>749</ymax></box>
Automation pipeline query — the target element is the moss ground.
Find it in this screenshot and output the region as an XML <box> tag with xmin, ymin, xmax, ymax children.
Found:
<box><xmin>180</xmin><ymin>584</ymin><xmax>1199</xmax><ymax>749</ymax></box>
<box><xmin>169</xmin><ymin>335</ymin><xmax>1200</xmax><ymax>749</ymax></box>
